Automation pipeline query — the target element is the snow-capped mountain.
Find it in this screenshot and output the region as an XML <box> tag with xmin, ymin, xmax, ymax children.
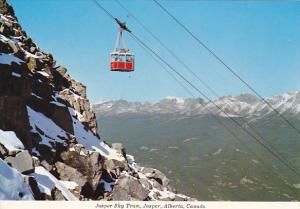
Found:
<box><xmin>93</xmin><ymin>91</ymin><xmax>300</xmax><ymax>119</ymax></box>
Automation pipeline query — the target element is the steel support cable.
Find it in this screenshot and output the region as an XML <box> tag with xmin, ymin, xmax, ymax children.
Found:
<box><xmin>139</xmin><ymin>42</ymin><xmax>195</xmax><ymax>97</ymax></box>
<box><xmin>91</xmin><ymin>0</ymin><xmax>115</xmax><ymax>20</ymax></box>
<box><xmin>136</xmin><ymin>41</ymin><xmax>252</xmax><ymax>201</ymax></box>
<box><xmin>115</xmin><ymin>0</ymin><xmax>298</xmax><ymax>179</ymax></box>
<box><xmin>134</xmin><ymin>38</ymin><xmax>298</xmax><ymax>199</ymax></box>
<box><xmin>129</xmin><ymin>32</ymin><xmax>300</xmax><ymax>179</ymax></box>
<box><xmin>90</xmin><ymin>0</ymin><xmax>300</xmax><ymax>195</ymax></box>
<box><xmin>152</xmin><ymin>0</ymin><xmax>300</xmax><ymax>136</ymax></box>
<box><xmin>115</xmin><ymin>0</ymin><xmax>218</xmax><ymax>97</ymax></box>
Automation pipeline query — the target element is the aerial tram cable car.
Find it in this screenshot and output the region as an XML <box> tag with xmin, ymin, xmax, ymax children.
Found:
<box><xmin>110</xmin><ymin>18</ymin><xmax>134</xmax><ymax>72</ymax></box>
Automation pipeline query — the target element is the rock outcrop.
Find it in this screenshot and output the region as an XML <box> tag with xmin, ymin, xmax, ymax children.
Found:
<box><xmin>5</xmin><ymin>150</ymin><xmax>34</xmax><ymax>174</ymax></box>
<box><xmin>112</xmin><ymin>175</ymin><xmax>150</xmax><ymax>201</ymax></box>
<box><xmin>0</xmin><ymin>0</ymin><xmax>192</xmax><ymax>201</ymax></box>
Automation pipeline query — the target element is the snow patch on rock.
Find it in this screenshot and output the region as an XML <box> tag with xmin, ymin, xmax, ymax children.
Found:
<box><xmin>0</xmin><ymin>53</ymin><xmax>24</xmax><ymax>65</ymax></box>
<box><xmin>30</xmin><ymin>166</ymin><xmax>78</xmax><ymax>200</ymax></box>
<box><xmin>0</xmin><ymin>159</ymin><xmax>34</xmax><ymax>200</ymax></box>
<box><xmin>0</xmin><ymin>129</ymin><xmax>25</xmax><ymax>152</ymax></box>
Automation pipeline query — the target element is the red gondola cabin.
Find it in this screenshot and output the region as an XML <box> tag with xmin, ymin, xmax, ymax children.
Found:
<box><xmin>110</xmin><ymin>22</ymin><xmax>135</xmax><ymax>72</ymax></box>
<box><xmin>110</xmin><ymin>49</ymin><xmax>134</xmax><ymax>72</ymax></box>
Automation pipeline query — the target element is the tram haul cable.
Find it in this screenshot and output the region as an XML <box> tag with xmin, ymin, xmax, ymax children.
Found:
<box><xmin>115</xmin><ymin>0</ymin><xmax>298</xmax><ymax>176</ymax></box>
<box><xmin>152</xmin><ymin>0</ymin><xmax>300</xmax><ymax>136</ymax></box>
<box><xmin>90</xmin><ymin>0</ymin><xmax>300</xmax><ymax>180</ymax></box>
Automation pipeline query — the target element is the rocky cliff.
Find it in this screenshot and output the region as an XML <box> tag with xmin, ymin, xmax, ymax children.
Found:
<box><xmin>0</xmin><ymin>0</ymin><xmax>191</xmax><ymax>201</ymax></box>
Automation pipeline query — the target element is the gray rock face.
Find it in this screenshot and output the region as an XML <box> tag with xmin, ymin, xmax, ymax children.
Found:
<box><xmin>104</xmin><ymin>159</ymin><xmax>127</xmax><ymax>172</ymax></box>
<box><xmin>52</xmin><ymin>188</ymin><xmax>66</xmax><ymax>200</ymax></box>
<box><xmin>56</xmin><ymin>66</ymin><xmax>67</xmax><ymax>76</ymax></box>
<box><xmin>0</xmin><ymin>0</ymin><xmax>14</xmax><ymax>15</ymax></box>
<box><xmin>55</xmin><ymin>161</ymin><xmax>88</xmax><ymax>188</ymax></box>
<box><xmin>112</xmin><ymin>143</ymin><xmax>126</xmax><ymax>157</ymax></box>
<box><xmin>0</xmin><ymin>97</ymin><xmax>33</xmax><ymax>151</ymax></box>
<box><xmin>60</xmin><ymin>150</ymin><xmax>103</xmax><ymax>190</ymax></box>
<box><xmin>5</xmin><ymin>150</ymin><xmax>34</xmax><ymax>174</ymax></box>
<box><xmin>0</xmin><ymin>143</ymin><xmax>8</xmax><ymax>157</ymax></box>
<box><xmin>70</xmin><ymin>79</ymin><xmax>86</xmax><ymax>99</ymax></box>
<box><xmin>139</xmin><ymin>178</ymin><xmax>153</xmax><ymax>190</ymax></box>
<box><xmin>59</xmin><ymin>88</ymin><xmax>97</xmax><ymax>134</ymax></box>
<box><xmin>152</xmin><ymin>179</ymin><xmax>164</xmax><ymax>191</ymax></box>
<box><xmin>5</xmin><ymin>38</ymin><xmax>19</xmax><ymax>53</ymax></box>
<box><xmin>139</xmin><ymin>167</ymin><xmax>170</xmax><ymax>187</ymax></box>
<box><xmin>111</xmin><ymin>187</ymin><xmax>132</xmax><ymax>201</ymax></box>
<box><xmin>112</xmin><ymin>175</ymin><xmax>149</xmax><ymax>201</ymax></box>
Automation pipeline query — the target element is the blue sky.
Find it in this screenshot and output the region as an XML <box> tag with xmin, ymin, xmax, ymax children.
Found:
<box><xmin>8</xmin><ymin>0</ymin><xmax>300</xmax><ymax>103</ymax></box>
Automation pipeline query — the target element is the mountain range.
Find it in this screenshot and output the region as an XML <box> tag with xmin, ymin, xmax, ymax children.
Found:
<box><xmin>94</xmin><ymin>91</ymin><xmax>300</xmax><ymax>119</ymax></box>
